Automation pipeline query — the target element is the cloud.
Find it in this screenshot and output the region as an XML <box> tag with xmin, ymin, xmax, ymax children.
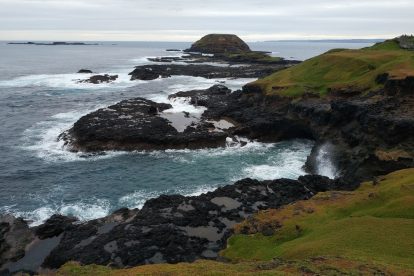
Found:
<box><xmin>0</xmin><ymin>0</ymin><xmax>413</xmax><ymax>41</ymax></box>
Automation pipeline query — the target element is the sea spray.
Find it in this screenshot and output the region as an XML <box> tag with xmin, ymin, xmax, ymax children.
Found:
<box><xmin>315</xmin><ymin>143</ymin><xmax>339</xmax><ymax>179</ymax></box>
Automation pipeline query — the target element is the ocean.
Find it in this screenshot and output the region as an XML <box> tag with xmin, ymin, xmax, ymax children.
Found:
<box><xmin>0</xmin><ymin>40</ymin><xmax>373</xmax><ymax>225</ymax></box>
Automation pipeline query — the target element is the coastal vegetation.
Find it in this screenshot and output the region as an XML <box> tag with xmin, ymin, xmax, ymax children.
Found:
<box><xmin>248</xmin><ymin>38</ymin><xmax>414</xmax><ymax>97</ymax></box>
<box><xmin>222</xmin><ymin>168</ymin><xmax>414</xmax><ymax>271</ymax></box>
<box><xmin>53</xmin><ymin>169</ymin><xmax>414</xmax><ymax>275</ymax></box>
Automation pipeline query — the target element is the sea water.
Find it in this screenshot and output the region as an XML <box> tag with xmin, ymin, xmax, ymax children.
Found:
<box><xmin>0</xmin><ymin>40</ymin><xmax>372</xmax><ymax>225</ymax></box>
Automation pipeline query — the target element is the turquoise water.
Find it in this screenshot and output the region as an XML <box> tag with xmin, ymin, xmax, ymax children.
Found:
<box><xmin>0</xmin><ymin>41</ymin><xmax>372</xmax><ymax>225</ymax></box>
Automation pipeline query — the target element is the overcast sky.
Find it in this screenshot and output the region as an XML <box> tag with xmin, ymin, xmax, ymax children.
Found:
<box><xmin>0</xmin><ymin>0</ymin><xmax>413</xmax><ymax>41</ymax></box>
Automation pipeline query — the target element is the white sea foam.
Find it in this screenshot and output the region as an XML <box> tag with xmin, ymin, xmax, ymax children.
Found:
<box><xmin>0</xmin><ymin>71</ymin><xmax>142</xmax><ymax>90</ymax></box>
<box><xmin>233</xmin><ymin>140</ymin><xmax>313</xmax><ymax>181</ymax></box>
<box><xmin>315</xmin><ymin>143</ymin><xmax>339</xmax><ymax>179</ymax></box>
<box><xmin>118</xmin><ymin>191</ymin><xmax>159</xmax><ymax>210</ymax></box>
<box><xmin>118</xmin><ymin>185</ymin><xmax>217</xmax><ymax>211</ymax></box>
<box><xmin>1</xmin><ymin>199</ymin><xmax>111</xmax><ymax>226</ymax></box>
<box><xmin>184</xmin><ymin>185</ymin><xmax>217</xmax><ymax>197</ymax></box>
<box><xmin>21</xmin><ymin>105</ymin><xmax>127</xmax><ymax>162</ymax></box>
<box><xmin>165</xmin><ymin>76</ymin><xmax>256</xmax><ymax>94</ymax></box>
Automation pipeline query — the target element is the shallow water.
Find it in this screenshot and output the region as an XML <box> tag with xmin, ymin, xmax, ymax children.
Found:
<box><xmin>0</xmin><ymin>40</ymin><xmax>372</xmax><ymax>225</ymax></box>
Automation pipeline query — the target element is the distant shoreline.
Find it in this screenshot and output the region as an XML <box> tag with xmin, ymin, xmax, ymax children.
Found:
<box><xmin>263</xmin><ymin>39</ymin><xmax>385</xmax><ymax>43</ymax></box>
<box><xmin>7</xmin><ymin>41</ymin><xmax>99</xmax><ymax>46</ymax></box>
<box><xmin>3</xmin><ymin>39</ymin><xmax>385</xmax><ymax>44</ymax></box>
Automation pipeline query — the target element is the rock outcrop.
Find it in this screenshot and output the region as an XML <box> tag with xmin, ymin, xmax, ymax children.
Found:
<box><xmin>128</xmin><ymin>63</ymin><xmax>291</xmax><ymax>81</ymax></box>
<box><xmin>0</xmin><ymin>215</ymin><xmax>34</xmax><ymax>266</ymax></box>
<box><xmin>185</xmin><ymin>34</ymin><xmax>251</xmax><ymax>54</ymax></box>
<box><xmin>396</xmin><ymin>35</ymin><xmax>414</xmax><ymax>50</ymax></box>
<box><xmin>59</xmin><ymin>96</ymin><xmax>229</xmax><ymax>152</ymax></box>
<box><xmin>78</xmin><ymin>74</ymin><xmax>118</xmax><ymax>84</ymax></box>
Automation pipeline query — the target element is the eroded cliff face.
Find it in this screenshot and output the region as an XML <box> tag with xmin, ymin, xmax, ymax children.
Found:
<box><xmin>242</xmin><ymin>77</ymin><xmax>414</xmax><ymax>183</ymax></box>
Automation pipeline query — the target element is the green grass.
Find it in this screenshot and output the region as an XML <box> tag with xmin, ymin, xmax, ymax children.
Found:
<box><xmin>55</xmin><ymin>257</ymin><xmax>404</xmax><ymax>276</ymax></box>
<box><xmin>221</xmin><ymin>169</ymin><xmax>414</xmax><ymax>271</ymax></box>
<box><xmin>247</xmin><ymin>39</ymin><xmax>414</xmax><ymax>97</ymax></box>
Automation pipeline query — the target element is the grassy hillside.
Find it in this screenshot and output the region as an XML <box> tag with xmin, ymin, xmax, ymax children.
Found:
<box><xmin>248</xmin><ymin>38</ymin><xmax>414</xmax><ymax>97</ymax></box>
<box><xmin>56</xmin><ymin>258</ymin><xmax>404</xmax><ymax>275</ymax></box>
<box><xmin>53</xmin><ymin>169</ymin><xmax>414</xmax><ymax>275</ymax></box>
<box><xmin>222</xmin><ymin>168</ymin><xmax>414</xmax><ymax>271</ymax></box>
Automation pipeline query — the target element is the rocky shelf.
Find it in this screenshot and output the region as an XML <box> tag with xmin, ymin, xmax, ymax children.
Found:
<box><xmin>1</xmin><ymin>175</ymin><xmax>351</xmax><ymax>274</ymax></box>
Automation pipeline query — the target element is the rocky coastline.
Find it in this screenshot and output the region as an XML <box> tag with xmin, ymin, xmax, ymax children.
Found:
<box><xmin>60</xmin><ymin>77</ymin><xmax>414</xmax><ymax>184</ymax></box>
<box><xmin>1</xmin><ymin>175</ymin><xmax>351</xmax><ymax>274</ymax></box>
<box><xmin>1</xmin><ymin>34</ymin><xmax>413</xmax><ymax>275</ymax></box>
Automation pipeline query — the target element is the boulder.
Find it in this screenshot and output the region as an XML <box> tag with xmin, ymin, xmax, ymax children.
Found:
<box><xmin>396</xmin><ymin>35</ymin><xmax>414</xmax><ymax>50</ymax></box>
<box><xmin>34</xmin><ymin>215</ymin><xmax>78</xmax><ymax>240</ymax></box>
<box><xmin>0</xmin><ymin>215</ymin><xmax>34</xmax><ymax>266</ymax></box>
<box><xmin>78</xmin><ymin>74</ymin><xmax>118</xmax><ymax>84</ymax></box>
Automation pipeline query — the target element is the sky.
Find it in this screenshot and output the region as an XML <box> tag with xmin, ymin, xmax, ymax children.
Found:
<box><xmin>0</xmin><ymin>0</ymin><xmax>413</xmax><ymax>41</ymax></box>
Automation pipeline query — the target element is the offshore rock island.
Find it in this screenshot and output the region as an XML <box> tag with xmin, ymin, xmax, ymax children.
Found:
<box><xmin>1</xmin><ymin>34</ymin><xmax>414</xmax><ymax>275</ymax></box>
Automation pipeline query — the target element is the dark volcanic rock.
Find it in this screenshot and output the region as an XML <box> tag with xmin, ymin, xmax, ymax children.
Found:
<box><xmin>60</xmin><ymin>97</ymin><xmax>228</xmax><ymax>152</ymax></box>
<box><xmin>128</xmin><ymin>67</ymin><xmax>161</xmax><ymax>81</ymax></box>
<box><xmin>129</xmin><ymin>64</ymin><xmax>287</xmax><ymax>81</ymax></box>
<box><xmin>77</xmin><ymin>69</ymin><xmax>93</xmax><ymax>74</ymax></box>
<box><xmin>36</xmin><ymin>175</ymin><xmax>345</xmax><ymax>269</ymax></box>
<box><xmin>61</xmin><ymin>78</ymin><xmax>414</xmax><ymax>184</ymax></box>
<box><xmin>168</xmin><ymin>84</ymin><xmax>232</xmax><ymax>106</ymax></box>
<box><xmin>170</xmin><ymin>83</ymin><xmax>414</xmax><ymax>183</ymax></box>
<box><xmin>395</xmin><ymin>35</ymin><xmax>414</xmax><ymax>50</ymax></box>
<box><xmin>78</xmin><ymin>74</ymin><xmax>118</xmax><ymax>84</ymax></box>
<box><xmin>0</xmin><ymin>215</ymin><xmax>34</xmax><ymax>266</ymax></box>
<box><xmin>34</xmin><ymin>215</ymin><xmax>77</xmax><ymax>240</ymax></box>
<box><xmin>384</xmin><ymin>76</ymin><xmax>414</xmax><ymax>96</ymax></box>
<box><xmin>185</xmin><ymin>34</ymin><xmax>251</xmax><ymax>54</ymax></box>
